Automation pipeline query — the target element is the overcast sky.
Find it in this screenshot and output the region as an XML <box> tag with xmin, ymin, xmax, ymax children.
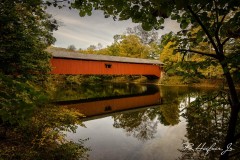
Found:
<box><xmin>47</xmin><ymin>7</ymin><xmax>180</xmax><ymax>49</ymax></box>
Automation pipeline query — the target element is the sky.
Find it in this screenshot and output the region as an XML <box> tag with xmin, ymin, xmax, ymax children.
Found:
<box><xmin>47</xmin><ymin>7</ymin><xmax>180</xmax><ymax>50</ymax></box>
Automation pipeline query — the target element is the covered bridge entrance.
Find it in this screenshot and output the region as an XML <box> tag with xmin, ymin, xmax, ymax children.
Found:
<box><xmin>50</xmin><ymin>50</ymin><xmax>163</xmax><ymax>79</ymax></box>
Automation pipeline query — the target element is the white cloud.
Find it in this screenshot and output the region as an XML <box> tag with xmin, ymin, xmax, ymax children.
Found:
<box><xmin>47</xmin><ymin>7</ymin><xmax>137</xmax><ymax>49</ymax></box>
<box><xmin>47</xmin><ymin>7</ymin><xmax>180</xmax><ymax>49</ymax></box>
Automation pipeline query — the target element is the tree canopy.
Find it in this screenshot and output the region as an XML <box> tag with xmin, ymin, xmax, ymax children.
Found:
<box><xmin>0</xmin><ymin>0</ymin><xmax>57</xmax><ymax>124</ymax></box>
<box><xmin>80</xmin><ymin>30</ymin><xmax>156</xmax><ymax>58</ymax></box>
<box><xmin>0</xmin><ymin>1</ymin><xmax>88</xmax><ymax>159</ymax></box>
<box><xmin>67</xmin><ymin>44</ymin><xmax>77</xmax><ymax>51</ymax></box>
<box><xmin>72</xmin><ymin>0</ymin><xmax>240</xmax><ymax>84</ymax></box>
<box><xmin>71</xmin><ymin>0</ymin><xmax>240</xmax><ymax>159</ymax></box>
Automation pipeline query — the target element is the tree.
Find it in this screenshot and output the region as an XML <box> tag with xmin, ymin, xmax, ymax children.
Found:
<box><xmin>87</xmin><ymin>44</ymin><xmax>97</xmax><ymax>51</ymax></box>
<box><xmin>126</xmin><ymin>25</ymin><xmax>159</xmax><ymax>45</ymax></box>
<box><xmin>126</xmin><ymin>25</ymin><xmax>161</xmax><ymax>59</ymax></box>
<box><xmin>118</xmin><ymin>35</ymin><xmax>150</xmax><ymax>58</ymax></box>
<box><xmin>0</xmin><ymin>0</ymin><xmax>57</xmax><ymax>125</ymax></box>
<box><xmin>67</xmin><ymin>44</ymin><xmax>76</xmax><ymax>51</ymax></box>
<box><xmin>179</xmin><ymin>91</ymin><xmax>234</xmax><ymax>159</ymax></box>
<box><xmin>82</xmin><ymin>34</ymin><xmax>151</xmax><ymax>58</ymax></box>
<box><xmin>0</xmin><ymin>1</ymin><xmax>88</xmax><ymax>159</ymax></box>
<box><xmin>113</xmin><ymin>34</ymin><xmax>122</xmax><ymax>43</ymax></box>
<box><xmin>159</xmin><ymin>33</ymin><xmax>181</xmax><ymax>75</ymax></box>
<box><xmin>72</xmin><ymin>0</ymin><xmax>240</xmax><ymax>159</ymax></box>
<box><xmin>159</xmin><ymin>32</ymin><xmax>223</xmax><ymax>82</ymax></box>
<box><xmin>104</xmin><ymin>43</ymin><xmax>120</xmax><ymax>56</ymax></box>
<box><xmin>97</xmin><ymin>43</ymin><xmax>103</xmax><ymax>50</ymax></box>
<box><xmin>79</xmin><ymin>26</ymin><xmax>159</xmax><ymax>58</ymax></box>
<box><xmin>113</xmin><ymin>110</ymin><xmax>159</xmax><ymax>141</ymax></box>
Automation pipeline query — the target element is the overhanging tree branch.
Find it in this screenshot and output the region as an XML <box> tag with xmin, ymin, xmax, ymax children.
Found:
<box><xmin>213</xmin><ymin>0</ymin><xmax>222</xmax><ymax>48</ymax></box>
<box><xmin>175</xmin><ymin>49</ymin><xmax>218</xmax><ymax>59</ymax></box>
<box><xmin>187</xmin><ymin>5</ymin><xmax>220</xmax><ymax>56</ymax></box>
<box><xmin>215</xmin><ymin>10</ymin><xmax>229</xmax><ymax>48</ymax></box>
<box><xmin>222</xmin><ymin>37</ymin><xmax>230</xmax><ymax>46</ymax></box>
<box><xmin>195</xmin><ymin>4</ymin><xmax>206</xmax><ymax>14</ymax></box>
<box><xmin>213</xmin><ymin>0</ymin><xmax>219</xmax><ymax>24</ymax></box>
<box><xmin>43</xmin><ymin>0</ymin><xmax>69</xmax><ymax>5</ymax></box>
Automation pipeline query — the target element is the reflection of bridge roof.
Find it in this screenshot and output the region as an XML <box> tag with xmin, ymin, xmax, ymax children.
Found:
<box><xmin>49</xmin><ymin>49</ymin><xmax>163</xmax><ymax>65</ymax></box>
<box><xmin>81</xmin><ymin>105</ymin><xmax>160</xmax><ymax>122</ymax></box>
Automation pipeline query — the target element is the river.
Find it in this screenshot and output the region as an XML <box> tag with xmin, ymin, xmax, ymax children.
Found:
<box><xmin>54</xmin><ymin>83</ymin><xmax>237</xmax><ymax>160</ymax></box>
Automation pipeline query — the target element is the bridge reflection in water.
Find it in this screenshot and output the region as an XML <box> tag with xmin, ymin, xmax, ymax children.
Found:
<box><xmin>56</xmin><ymin>85</ymin><xmax>162</xmax><ymax>120</ymax></box>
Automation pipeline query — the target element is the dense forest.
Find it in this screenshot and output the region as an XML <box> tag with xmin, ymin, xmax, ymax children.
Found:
<box><xmin>0</xmin><ymin>1</ymin><xmax>89</xmax><ymax>159</ymax></box>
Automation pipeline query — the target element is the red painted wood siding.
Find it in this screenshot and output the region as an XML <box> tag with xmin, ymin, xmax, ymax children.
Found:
<box><xmin>66</xmin><ymin>92</ymin><xmax>161</xmax><ymax>117</ymax></box>
<box><xmin>51</xmin><ymin>58</ymin><xmax>161</xmax><ymax>77</ymax></box>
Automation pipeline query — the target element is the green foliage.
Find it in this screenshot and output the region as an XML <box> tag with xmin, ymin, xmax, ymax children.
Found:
<box><xmin>118</xmin><ymin>35</ymin><xmax>150</xmax><ymax>58</ymax></box>
<box><xmin>0</xmin><ymin>74</ymin><xmax>48</xmax><ymax>125</ymax></box>
<box><xmin>81</xmin><ymin>34</ymin><xmax>153</xmax><ymax>58</ymax></box>
<box><xmin>159</xmin><ymin>100</ymin><xmax>180</xmax><ymax>125</ymax></box>
<box><xmin>78</xmin><ymin>25</ymin><xmax>161</xmax><ymax>59</ymax></box>
<box><xmin>159</xmin><ymin>31</ymin><xmax>224</xmax><ymax>83</ymax></box>
<box><xmin>0</xmin><ymin>106</ymin><xmax>89</xmax><ymax>160</ymax></box>
<box><xmin>51</xmin><ymin>141</ymin><xmax>89</xmax><ymax>160</ymax></box>
<box><xmin>0</xmin><ymin>0</ymin><xmax>56</xmax><ymax>82</ymax></box>
<box><xmin>0</xmin><ymin>0</ymin><xmax>57</xmax><ymax>124</ymax></box>
<box><xmin>52</xmin><ymin>78</ymin><xmax>148</xmax><ymax>101</ymax></box>
<box><xmin>104</xmin><ymin>43</ymin><xmax>121</xmax><ymax>56</ymax></box>
<box><xmin>72</xmin><ymin>0</ymin><xmax>170</xmax><ymax>31</ymax></box>
<box><xmin>159</xmin><ymin>35</ymin><xmax>181</xmax><ymax>75</ymax></box>
<box><xmin>0</xmin><ymin>1</ymin><xmax>89</xmax><ymax>159</ymax></box>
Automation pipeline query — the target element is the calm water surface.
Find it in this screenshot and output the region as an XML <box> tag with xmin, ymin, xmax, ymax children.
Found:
<box><xmin>55</xmin><ymin>83</ymin><xmax>233</xmax><ymax>160</ymax></box>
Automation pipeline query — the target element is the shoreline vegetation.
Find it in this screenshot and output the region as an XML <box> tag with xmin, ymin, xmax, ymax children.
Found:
<box><xmin>49</xmin><ymin>74</ymin><xmax>240</xmax><ymax>89</ymax></box>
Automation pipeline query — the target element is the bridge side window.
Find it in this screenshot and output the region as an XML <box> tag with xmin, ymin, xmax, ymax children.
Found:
<box><xmin>105</xmin><ymin>63</ymin><xmax>112</xmax><ymax>68</ymax></box>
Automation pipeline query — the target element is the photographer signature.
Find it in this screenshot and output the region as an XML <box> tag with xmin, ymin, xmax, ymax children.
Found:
<box><xmin>182</xmin><ymin>142</ymin><xmax>234</xmax><ymax>155</ymax></box>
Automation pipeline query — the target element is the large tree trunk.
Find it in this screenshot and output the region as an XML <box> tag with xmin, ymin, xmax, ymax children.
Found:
<box><xmin>219</xmin><ymin>66</ymin><xmax>240</xmax><ymax>160</ymax></box>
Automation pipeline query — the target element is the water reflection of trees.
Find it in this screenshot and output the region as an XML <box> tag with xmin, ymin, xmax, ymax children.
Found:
<box><xmin>54</xmin><ymin>82</ymin><xmax>147</xmax><ymax>101</ymax></box>
<box><xmin>110</xmin><ymin>86</ymin><xmax>240</xmax><ymax>159</ymax></box>
<box><xmin>111</xmin><ymin>86</ymin><xmax>193</xmax><ymax>141</ymax></box>
<box><xmin>159</xmin><ymin>101</ymin><xmax>180</xmax><ymax>126</ymax></box>
<box><xmin>55</xmin><ymin>83</ymin><xmax>240</xmax><ymax>159</ymax></box>
<box><xmin>112</xmin><ymin>107</ymin><xmax>160</xmax><ymax>141</ymax></box>
<box><xmin>178</xmin><ymin>91</ymin><xmax>240</xmax><ymax>160</ymax></box>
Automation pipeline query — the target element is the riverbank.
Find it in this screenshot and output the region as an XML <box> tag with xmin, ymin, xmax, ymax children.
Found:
<box><xmin>108</xmin><ymin>75</ymin><xmax>232</xmax><ymax>89</ymax></box>
<box><xmin>48</xmin><ymin>75</ymin><xmax>240</xmax><ymax>90</ymax></box>
<box><xmin>160</xmin><ymin>75</ymin><xmax>240</xmax><ymax>89</ymax></box>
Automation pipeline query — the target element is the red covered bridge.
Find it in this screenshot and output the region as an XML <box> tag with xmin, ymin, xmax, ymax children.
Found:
<box><xmin>50</xmin><ymin>49</ymin><xmax>163</xmax><ymax>79</ymax></box>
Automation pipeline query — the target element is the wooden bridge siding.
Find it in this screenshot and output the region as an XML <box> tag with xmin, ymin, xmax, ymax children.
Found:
<box><xmin>51</xmin><ymin>58</ymin><xmax>161</xmax><ymax>77</ymax></box>
<box><xmin>66</xmin><ymin>92</ymin><xmax>161</xmax><ymax>117</ymax></box>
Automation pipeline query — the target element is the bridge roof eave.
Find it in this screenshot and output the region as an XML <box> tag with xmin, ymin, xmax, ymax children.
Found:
<box><xmin>49</xmin><ymin>49</ymin><xmax>164</xmax><ymax>65</ymax></box>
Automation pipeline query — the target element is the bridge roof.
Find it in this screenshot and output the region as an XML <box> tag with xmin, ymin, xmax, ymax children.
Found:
<box><xmin>49</xmin><ymin>49</ymin><xmax>163</xmax><ymax>65</ymax></box>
